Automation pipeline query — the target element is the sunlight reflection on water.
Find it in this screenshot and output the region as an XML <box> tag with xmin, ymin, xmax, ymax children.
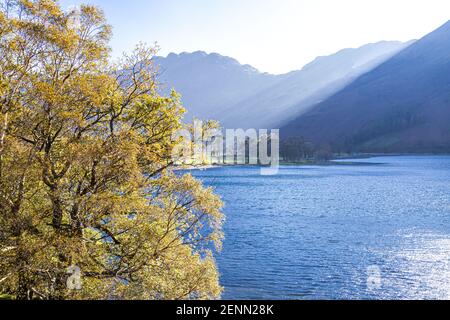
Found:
<box><xmin>379</xmin><ymin>231</ymin><xmax>450</xmax><ymax>299</ymax></box>
<box><xmin>192</xmin><ymin>156</ymin><xmax>450</xmax><ymax>300</ymax></box>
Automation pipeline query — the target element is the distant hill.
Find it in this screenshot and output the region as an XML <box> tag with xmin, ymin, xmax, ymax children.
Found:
<box><xmin>282</xmin><ymin>21</ymin><xmax>450</xmax><ymax>153</ymax></box>
<box><xmin>153</xmin><ymin>51</ymin><xmax>280</xmax><ymax>122</ymax></box>
<box><xmin>220</xmin><ymin>41</ymin><xmax>413</xmax><ymax>129</ymax></box>
<box><xmin>154</xmin><ymin>41</ymin><xmax>411</xmax><ymax>128</ymax></box>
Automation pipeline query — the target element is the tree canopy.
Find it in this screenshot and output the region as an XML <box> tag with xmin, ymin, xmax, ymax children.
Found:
<box><xmin>0</xmin><ymin>0</ymin><xmax>224</xmax><ymax>300</ymax></box>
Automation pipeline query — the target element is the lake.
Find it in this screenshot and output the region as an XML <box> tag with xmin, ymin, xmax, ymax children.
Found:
<box><xmin>191</xmin><ymin>156</ymin><xmax>450</xmax><ymax>300</ymax></box>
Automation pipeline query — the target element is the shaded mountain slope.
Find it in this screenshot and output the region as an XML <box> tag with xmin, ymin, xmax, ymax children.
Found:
<box><xmin>282</xmin><ymin>21</ymin><xmax>450</xmax><ymax>153</ymax></box>
<box><xmin>154</xmin><ymin>41</ymin><xmax>411</xmax><ymax>128</ymax></box>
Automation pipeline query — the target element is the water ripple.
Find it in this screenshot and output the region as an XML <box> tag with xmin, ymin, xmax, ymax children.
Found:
<box><xmin>192</xmin><ymin>156</ymin><xmax>450</xmax><ymax>300</ymax></box>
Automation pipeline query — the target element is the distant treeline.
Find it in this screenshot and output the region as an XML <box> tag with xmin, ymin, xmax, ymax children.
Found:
<box><xmin>280</xmin><ymin>137</ymin><xmax>334</xmax><ymax>162</ymax></box>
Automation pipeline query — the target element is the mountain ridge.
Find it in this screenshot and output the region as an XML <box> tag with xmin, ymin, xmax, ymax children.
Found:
<box><xmin>281</xmin><ymin>20</ymin><xmax>450</xmax><ymax>153</ymax></box>
<box><xmin>154</xmin><ymin>40</ymin><xmax>413</xmax><ymax>128</ymax></box>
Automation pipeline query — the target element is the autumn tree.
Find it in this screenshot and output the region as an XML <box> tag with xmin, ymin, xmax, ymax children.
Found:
<box><xmin>0</xmin><ymin>0</ymin><xmax>223</xmax><ymax>300</ymax></box>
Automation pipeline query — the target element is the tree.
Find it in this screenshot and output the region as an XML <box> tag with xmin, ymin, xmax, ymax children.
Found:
<box><xmin>0</xmin><ymin>0</ymin><xmax>223</xmax><ymax>300</ymax></box>
<box><xmin>280</xmin><ymin>137</ymin><xmax>314</xmax><ymax>162</ymax></box>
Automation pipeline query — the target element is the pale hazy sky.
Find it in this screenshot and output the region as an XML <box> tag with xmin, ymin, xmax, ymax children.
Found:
<box><xmin>60</xmin><ymin>0</ymin><xmax>450</xmax><ymax>74</ymax></box>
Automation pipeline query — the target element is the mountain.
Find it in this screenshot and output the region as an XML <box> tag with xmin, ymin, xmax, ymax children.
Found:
<box><xmin>153</xmin><ymin>51</ymin><xmax>280</xmax><ymax>122</ymax></box>
<box><xmin>154</xmin><ymin>41</ymin><xmax>412</xmax><ymax>128</ymax></box>
<box><xmin>219</xmin><ymin>41</ymin><xmax>413</xmax><ymax>129</ymax></box>
<box><xmin>282</xmin><ymin>21</ymin><xmax>450</xmax><ymax>153</ymax></box>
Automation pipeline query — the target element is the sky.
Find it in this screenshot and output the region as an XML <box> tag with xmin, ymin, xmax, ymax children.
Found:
<box><xmin>59</xmin><ymin>0</ymin><xmax>450</xmax><ymax>74</ymax></box>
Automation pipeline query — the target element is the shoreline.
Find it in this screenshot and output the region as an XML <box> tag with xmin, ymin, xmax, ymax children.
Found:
<box><xmin>175</xmin><ymin>153</ymin><xmax>450</xmax><ymax>171</ymax></box>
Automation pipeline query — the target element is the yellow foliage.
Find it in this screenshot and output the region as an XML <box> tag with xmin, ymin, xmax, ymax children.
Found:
<box><xmin>0</xmin><ymin>0</ymin><xmax>223</xmax><ymax>300</ymax></box>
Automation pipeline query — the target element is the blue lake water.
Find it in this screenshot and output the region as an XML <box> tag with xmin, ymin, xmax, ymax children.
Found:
<box><xmin>191</xmin><ymin>156</ymin><xmax>450</xmax><ymax>300</ymax></box>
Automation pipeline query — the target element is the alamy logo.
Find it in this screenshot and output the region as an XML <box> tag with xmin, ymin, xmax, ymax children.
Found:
<box><xmin>367</xmin><ymin>265</ymin><xmax>382</xmax><ymax>291</ymax></box>
<box><xmin>67</xmin><ymin>265</ymin><xmax>82</xmax><ymax>290</ymax></box>
<box><xmin>172</xmin><ymin>120</ymin><xmax>280</xmax><ymax>175</ymax></box>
